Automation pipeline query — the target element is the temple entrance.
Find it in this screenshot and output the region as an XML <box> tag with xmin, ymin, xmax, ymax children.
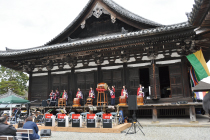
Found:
<box><xmin>139</xmin><ymin>68</ymin><xmax>150</xmax><ymax>97</ymax></box>
<box><xmin>159</xmin><ymin>66</ymin><xmax>171</xmax><ymax>98</ymax></box>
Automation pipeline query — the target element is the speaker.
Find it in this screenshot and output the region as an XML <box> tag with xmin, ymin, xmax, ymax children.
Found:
<box><xmin>42</xmin><ymin>100</ymin><xmax>48</xmax><ymax>107</ymax></box>
<box><xmin>128</xmin><ymin>95</ymin><xmax>137</xmax><ymax>110</ymax></box>
<box><xmin>40</xmin><ymin>129</ymin><xmax>51</xmax><ymax>137</ymax></box>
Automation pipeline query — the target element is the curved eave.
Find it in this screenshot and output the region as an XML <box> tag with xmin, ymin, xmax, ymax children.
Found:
<box><xmin>0</xmin><ymin>22</ymin><xmax>193</xmax><ymax>59</ymax></box>
<box><xmin>45</xmin><ymin>0</ymin><xmax>163</xmax><ymax>46</ymax></box>
<box><xmin>187</xmin><ymin>0</ymin><xmax>210</xmax><ymax>26</ymax></box>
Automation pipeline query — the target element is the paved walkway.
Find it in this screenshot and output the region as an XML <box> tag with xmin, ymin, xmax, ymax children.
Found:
<box><xmin>137</xmin><ymin>114</ymin><xmax>210</xmax><ymax>127</ymax></box>
<box><xmin>41</xmin><ymin>126</ymin><xmax>210</xmax><ymax>140</ymax></box>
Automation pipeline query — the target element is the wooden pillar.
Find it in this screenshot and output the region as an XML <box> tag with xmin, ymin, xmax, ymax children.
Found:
<box><xmin>47</xmin><ymin>71</ymin><xmax>51</xmax><ymax>99</ymax></box>
<box><xmin>123</xmin><ymin>63</ymin><xmax>128</xmax><ymax>86</ymax></box>
<box><xmin>70</xmin><ymin>68</ymin><xmax>75</xmax><ymax>101</ymax></box>
<box><xmin>152</xmin><ymin>106</ymin><xmax>158</xmax><ymax>122</ymax></box>
<box><xmin>28</xmin><ymin>72</ymin><xmax>32</xmax><ymax>101</ymax></box>
<box><xmin>67</xmin><ymin>72</ymin><xmax>71</xmax><ymax>104</ymax></box>
<box><xmin>181</xmin><ymin>57</ymin><xmax>190</xmax><ymax>98</ymax></box>
<box><xmin>97</xmin><ymin>65</ymin><xmax>102</xmax><ymax>83</ymax></box>
<box><xmin>189</xmin><ymin>106</ymin><xmax>196</xmax><ymax>122</ymax></box>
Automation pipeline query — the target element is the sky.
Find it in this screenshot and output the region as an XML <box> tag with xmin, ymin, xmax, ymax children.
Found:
<box><xmin>0</xmin><ymin>0</ymin><xmax>195</xmax><ymax>50</ymax></box>
<box><xmin>0</xmin><ymin>0</ymin><xmax>210</xmax><ymax>84</ymax></box>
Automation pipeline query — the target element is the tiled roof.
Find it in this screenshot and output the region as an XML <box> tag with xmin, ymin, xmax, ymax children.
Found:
<box><xmin>45</xmin><ymin>0</ymin><xmax>162</xmax><ymax>45</ymax></box>
<box><xmin>103</xmin><ymin>0</ymin><xmax>162</xmax><ymax>26</ymax></box>
<box><xmin>187</xmin><ymin>0</ymin><xmax>209</xmax><ymax>26</ymax></box>
<box><xmin>0</xmin><ymin>22</ymin><xmax>191</xmax><ymax>57</ymax></box>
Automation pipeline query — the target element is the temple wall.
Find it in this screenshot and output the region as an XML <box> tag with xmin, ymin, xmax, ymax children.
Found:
<box><xmin>30</xmin><ymin>58</ymin><xmax>192</xmax><ymax>105</ymax></box>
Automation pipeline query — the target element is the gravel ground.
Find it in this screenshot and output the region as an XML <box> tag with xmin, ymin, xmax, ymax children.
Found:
<box><xmin>40</xmin><ymin>126</ymin><xmax>210</xmax><ymax>140</ymax></box>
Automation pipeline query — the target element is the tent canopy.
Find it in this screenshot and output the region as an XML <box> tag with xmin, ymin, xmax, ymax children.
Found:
<box><xmin>0</xmin><ymin>95</ymin><xmax>29</xmax><ymax>104</ymax></box>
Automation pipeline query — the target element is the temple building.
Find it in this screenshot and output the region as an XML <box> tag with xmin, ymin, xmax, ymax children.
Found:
<box><xmin>0</xmin><ymin>0</ymin><xmax>210</xmax><ymax>117</ymax></box>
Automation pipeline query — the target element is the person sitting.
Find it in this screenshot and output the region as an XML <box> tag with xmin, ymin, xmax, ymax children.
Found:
<box><xmin>62</xmin><ymin>90</ymin><xmax>68</xmax><ymax>105</ymax></box>
<box><xmin>76</xmin><ymin>88</ymin><xmax>83</xmax><ymax>105</ymax></box>
<box><xmin>88</xmin><ymin>87</ymin><xmax>95</xmax><ymax>105</ymax></box>
<box><xmin>0</xmin><ymin>114</ymin><xmax>17</xmax><ymax>136</ymax></box>
<box><xmin>22</xmin><ymin>116</ymin><xmax>40</xmax><ymax>140</ymax></box>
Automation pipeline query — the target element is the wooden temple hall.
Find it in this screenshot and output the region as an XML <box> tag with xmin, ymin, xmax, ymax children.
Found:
<box><xmin>1</xmin><ymin>0</ymin><xmax>210</xmax><ymax>118</ymax></box>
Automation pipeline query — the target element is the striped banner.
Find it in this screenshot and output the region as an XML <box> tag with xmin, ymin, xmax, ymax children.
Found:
<box><xmin>189</xmin><ymin>66</ymin><xmax>198</xmax><ymax>87</ymax></box>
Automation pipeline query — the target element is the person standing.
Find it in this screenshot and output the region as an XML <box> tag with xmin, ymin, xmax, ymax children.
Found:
<box><xmin>108</xmin><ymin>86</ymin><xmax>115</xmax><ymax>105</ymax></box>
<box><xmin>137</xmin><ymin>84</ymin><xmax>144</xmax><ymax>97</ymax></box>
<box><xmin>89</xmin><ymin>87</ymin><xmax>95</xmax><ymax>105</ymax></box>
<box><xmin>22</xmin><ymin>116</ymin><xmax>40</xmax><ymax>140</ymax></box>
<box><xmin>76</xmin><ymin>88</ymin><xmax>83</xmax><ymax>105</ymax></box>
<box><xmin>62</xmin><ymin>90</ymin><xmax>68</xmax><ymax>105</ymax></box>
<box><xmin>121</xmin><ymin>85</ymin><xmax>128</xmax><ymax>98</ymax></box>
<box><xmin>56</xmin><ymin>89</ymin><xmax>60</xmax><ymax>99</ymax></box>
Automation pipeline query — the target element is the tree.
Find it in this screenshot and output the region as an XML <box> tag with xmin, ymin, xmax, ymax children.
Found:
<box><xmin>0</xmin><ymin>65</ymin><xmax>29</xmax><ymax>95</ymax></box>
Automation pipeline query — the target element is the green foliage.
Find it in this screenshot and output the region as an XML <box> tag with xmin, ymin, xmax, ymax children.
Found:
<box><xmin>0</xmin><ymin>65</ymin><xmax>29</xmax><ymax>95</ymax></box>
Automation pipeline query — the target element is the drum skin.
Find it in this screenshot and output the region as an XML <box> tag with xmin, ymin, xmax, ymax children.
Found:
<box><xmin>97</xmin><ymin>83</ymin><xmax>108</xmax><ymax>90</ymax></box>
<box><xmin>119</xmin><ymin>96</ymin><xmax>126</xmax><ymax>103</ymax></box>
<box><xmin>73</xmin><ymin>98</ymin><xmax>80</xmax><ymax>105</ymax></box>
<box><xmin>137</xmin><ymin>96</ymin><xmax>143</xmax><ymax>103</ymax></box>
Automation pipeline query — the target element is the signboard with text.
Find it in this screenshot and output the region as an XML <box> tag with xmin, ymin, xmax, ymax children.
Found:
<box><xmin>103</xmin><ymin>114</ymin><xmax>112</xmax><ymax>128</ymax></box>
<box><xmin>87</xmin><ymin>114</ymin><xmax>96</xmax><ymax>128</ymax></box>
<box><xmin>72</xmin><ymin>114</ymin><xmax>81</xmax><ymax>127</ymax></box>
<box><xmin>58</xmin><ymin>114</ymin><xmax>66</xmax><ymax>127</ymax></box>
<box><xmin>45</xmin><ymin>114</ymin><xmax>53</xmax><ymax>126</ymax></box>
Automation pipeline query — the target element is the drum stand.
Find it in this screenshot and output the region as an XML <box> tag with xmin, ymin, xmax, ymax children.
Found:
<box><xmin>125</xmin><ymin>111</ymin><xmax>145</xmax><ymax>136</ymax></box>
<box><xmin>97</xmin><ymin>91</ymin><xmax>108</xmax><ymax>106</ymax></box>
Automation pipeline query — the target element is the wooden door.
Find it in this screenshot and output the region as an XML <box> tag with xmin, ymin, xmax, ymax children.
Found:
<box><xmin>129</xmin><ymin>68</ymin><xmax>139</xmax><ymax>95</ymax></box>
<box><xmin>76</xmin><ymin>72</ymin><xmax>95</xmax><ymax>96</ymax></box>
<box><xmin>149</xmin><ymin>64</ymin><xmax>160</xmax><ymax>99</ymax></box>
<box><xmin>102</xmin><ymin>71</ymin><xmax>112</xmax><ymax>87</ymax></box>
<box><xmin>31</xmin><ymin>76</ymin><xmax>48</xmax><ymax>101</ymax></box>
<box><xmin>169</xmin><ymin>64</ymin><xmax>183</xmax><ymax>98</ymax></box>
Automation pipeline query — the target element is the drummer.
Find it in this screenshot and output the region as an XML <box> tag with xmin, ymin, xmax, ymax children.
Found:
<box><xmin>76</xmin><ymin>88</ymin><xmax>83</xmax><ymax>105</ymax></box>
<box><xmin>49</xmin><ymin>90</ymin><xmax>56</xmax><ymax>106</ymax></box>
<box><xmin>137</xmin><ymin>84</ymin><xmax>144</xmax><ymax>97</ymax></box>
<box><xmin>108</xmin><ymin>86</ymin><xmax>115</xmax><ymax>105</ymax></box>
<box><xmin>88</xmin><ymin>87</ymin><xmax>95</xmax><ymax>105</ymax></box>
<box><xmin>62</xmin><ymin>90</ymin><xmax>68</xmax><ymax>105</ymax></box>
<box><xmin>121</xmin><ymin>85</ymin><xmax>128</xmax><ymax>98</ymax></box>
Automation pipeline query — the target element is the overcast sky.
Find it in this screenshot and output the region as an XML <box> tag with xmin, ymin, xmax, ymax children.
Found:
<box><xmin>0</xmin><ymin>0</ymin><xmax>195</xmax><ymax>50</ymax></box>
<box><xmin>1</xmin><ymin>0</ymin><xmax>210</xmax><ymax>83</ymax></box>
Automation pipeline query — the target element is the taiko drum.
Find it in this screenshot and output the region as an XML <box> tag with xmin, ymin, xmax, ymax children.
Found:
<box><xmin>97</xmin><ymin>82</ymin><xmax>108</xmax><ymax>91</ymax></box>
<box><xmin>137</xmin><ymin>96</ymin><xmax>143</xmax><ymax>104</ymax></box>
<box><xmin>73</xmin><ymin>98</ymin><xmax>80</xmax><ymax>105</ymax></box>
<box><xmin>119</xmin><ymin>96</ymin><xmax>126</xmax><ymax>103</ymax></box>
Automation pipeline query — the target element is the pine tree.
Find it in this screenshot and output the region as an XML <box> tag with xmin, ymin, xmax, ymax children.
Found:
<box><xmin>0</xmin><ymin>65</ymin><xmax>29</xmax><ymax>95</ymax></box>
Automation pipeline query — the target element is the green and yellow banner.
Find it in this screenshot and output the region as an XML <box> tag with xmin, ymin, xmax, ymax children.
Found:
<box><xmin>186</xmin><ymin>50</ymin><xmax>210</xmax><ymax>81</ymax></box>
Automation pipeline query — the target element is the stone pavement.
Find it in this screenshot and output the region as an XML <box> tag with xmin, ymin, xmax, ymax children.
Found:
<box><xmin>137</xmin><ymin>114</ymin><xmax>210</xmax><ymax>127</ymax></box>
